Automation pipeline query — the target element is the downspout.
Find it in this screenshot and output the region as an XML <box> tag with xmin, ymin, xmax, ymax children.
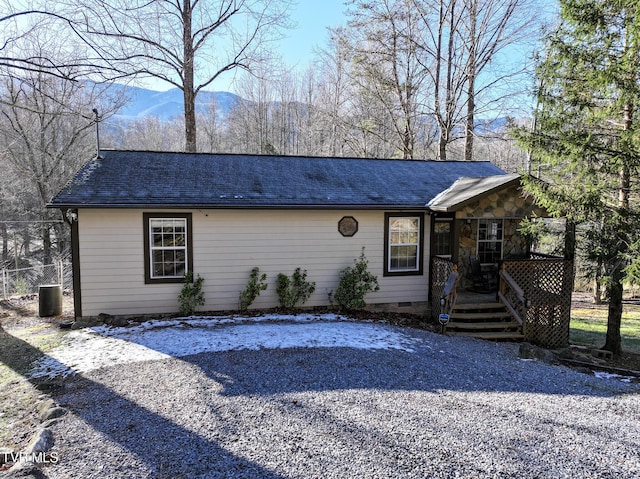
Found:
<box><xmin>64</xmin><ymin>208</ymin><xmax>82</xmax><ymax>320</ymax></box>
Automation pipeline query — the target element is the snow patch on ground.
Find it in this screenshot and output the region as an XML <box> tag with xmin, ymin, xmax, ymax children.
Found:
<box><xmin>29</xmin><ymin>314</ymin><xmax>421</xmax><ymax>379</ymax></box>
<box><xmin>593</xmin><ymin>371</ymin><xmax>635</xmax><ymax>383</ymax></box>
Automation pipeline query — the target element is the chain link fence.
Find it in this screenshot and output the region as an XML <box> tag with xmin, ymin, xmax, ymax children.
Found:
<box><xmin>1</xmin><ymin>260</ymin><xmax>72</xmax><ymax>299</ymax></box>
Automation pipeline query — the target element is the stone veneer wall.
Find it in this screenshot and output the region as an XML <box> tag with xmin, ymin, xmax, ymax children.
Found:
<box><xmin>454</xmin><ymin>184</ymin><xmax>546</xmax><ymax>288</ymax></box>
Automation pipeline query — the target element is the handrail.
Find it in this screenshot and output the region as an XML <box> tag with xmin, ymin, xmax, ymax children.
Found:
<box><xmin>498</xmin><ymin>269</ymin><xmax>530</xmax><ymax>327</ymax></box>
<box><xmin>529</xmin><ymin>251</ymin><xmax>563</xmax><ymax>259</ymax></box>
<box><xmin>500</xmin><ymin>270</ymin><xmax>526</xmax><ymax>305</ymax></box>
<box><xmin>498</xmin><ymin>291</ymin><xmax>524</xmax><ymax>325</ymax></box>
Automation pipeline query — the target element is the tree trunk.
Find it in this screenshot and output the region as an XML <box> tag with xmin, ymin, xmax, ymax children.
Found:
<box><xmin>22</xmin><ymin>227</ymin><xmax>30</xmax><ymax>256</ymax></box>
<box><xmin>593</xmin><ymin>260</ymin><xmax>603</xmax><ymax>304</ymax></box>
<box><xmin>438</xmin><ymin>131</ymin><xmax>448</xmax><ymax>160</ymax></box>
<box><xmin>603</xmin><ymin>264</ymin><xmax>623</xmax><ymax>356</ymax></box>
<box><xmin>464</xmin><ymin>0</ymin><xmax>477</xmax><ymax>162</ymax></box>
<box><xmin>603</xmin><ymin>97</ymin><xmax>634</xmax><ymax>354</ymax></box>
<box><xmin>564</xmin><ymin>219</ymin><xmax>576</xmax><ymax>261</ymax></box>
<box><xmin>434</xmin><ymin>0</ymin><xmax>445</xmax><ymax>160</ymax></box>
<box><xmin>443</xmin><ymin>0</ymin><xmax>456</xmax><ymax>161</ymax></box>
<box><xmin>183</xmin><ymin>1</ymin><xmax>197</xmax><ymax>153</ymax></box>
<box><xmin>464</xmin><ymin>83</ymin><xmax>475</xmax><ymax>161</ymax></box>
<box><xmin>184</xmin><ymin>87</ymin><xmax>197</xmax><ymax>153</ymax></box>
<box><xmin>43</xmin><ymin>224</ymin><xmax>52</xmax><ymax>265</ymax></box>
<box><xmin>1</xmin><ymin>223</ymin><xmax>7</xmax><ymax>262</ymax></box>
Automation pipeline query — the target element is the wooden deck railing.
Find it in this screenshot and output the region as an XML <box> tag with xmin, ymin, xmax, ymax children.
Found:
<box><xmin>430</xmin><ymin>253</ymin><xmax>572</xmax><ymax>348</ymax></box>
<box><xmin>498</xmin><ymin>268</ymin><xmax>529</xmax><ymax>332</ymax></box>
<box><xmin>498</xmin><ymin>253</ymin><xmax>573</xmax><ymax>348</ymax></box>
<box><xmin>430</xmin><ymin>256</ymin><xmax>455</xmax><ymax>321</ymax></box>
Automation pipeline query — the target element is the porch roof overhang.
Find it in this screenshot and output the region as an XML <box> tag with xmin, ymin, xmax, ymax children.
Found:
<box><xmin>426</xmin><ymin>174</ymin><xmax>521</xmax><ymax>213</ymax></box>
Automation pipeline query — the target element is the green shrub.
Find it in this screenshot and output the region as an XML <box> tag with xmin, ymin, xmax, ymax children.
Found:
<box><xmin>239</xmin><ymin>267</ymin><xmax>268</xmax><ymax>311</ymax></box>
<box><xmin>276</xmin><ymin>268</ymin><xmax>316</xmax><ymax>309</ymax></box>
<box><xmin>330</xmin><ymin>248</ymin><xmax>380</xmax><ymax>311</ymax></box>
<box><xmin>178</xmin><ymin>271</ymin><xmax>205</xmax><ymax>316</ymax></box>
<box><xmin>12</xmin><ymin>277</ymin><xmax>30</xmax><ymax>296</ymax></box>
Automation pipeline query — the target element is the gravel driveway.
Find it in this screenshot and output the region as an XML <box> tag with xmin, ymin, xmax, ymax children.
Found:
<box><xmin>38</xmin><ymin>320</ymin><xmax>640</xmax><ymax>478</ymax></box>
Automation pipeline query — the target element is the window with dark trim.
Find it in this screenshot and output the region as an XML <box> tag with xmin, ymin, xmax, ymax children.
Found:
<box><xmin>477</xmin><ymin>218</ymin><xmax>503</xmax><ymax>264</ymax></box>
<box><xmin>143</xmin><ymin>213</ymin><xmax>193</xmax><ymax>284</ymax></box>
<box><xmin>384</xmin><ymin>212</ymin><xmax>424</xmax><ymax>276</ymax></box>
<box><xmin>433</xmin><ymin>217</ymin><xmax>453</xmax><ymax>258</ymax></box>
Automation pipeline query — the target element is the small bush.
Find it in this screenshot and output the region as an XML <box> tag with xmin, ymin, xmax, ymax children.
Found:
<box><xmin>178</xmin><ymin>271</ymin><xmax>205</xmax><ymax>316</ymax></box>
<box><xmin>12</xmin><ymin>277</ymin><xmax>30</xmax><ymax>296</ymax></box>
<box><xmin>330</xmin><ymin>248</ymin><xmax>380</xmax><ymax>311</ymax></box>
<box><xmin>239</xmin><ymin>267</ymin><xmax>268</xmax><ymax>311</ymax></box>
<box><xmin>276</xmin><ymin>268</ymin><xmax>316</xmax><ymax>309</ymax></box>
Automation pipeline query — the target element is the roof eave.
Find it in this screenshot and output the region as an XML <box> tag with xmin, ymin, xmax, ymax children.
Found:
<box><xmin>427</xmin><ymin>175</ymin><xmax>522</xmax><ymax>213</ymax></box>
<box><xmin>47</xmin><ymin>202</ymin><xmax>431</xmax><ymax>210</ymax></box>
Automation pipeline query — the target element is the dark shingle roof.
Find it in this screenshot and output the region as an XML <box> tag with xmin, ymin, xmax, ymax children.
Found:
<box><xmin>49</xmin><ymin>150</ymin><xmax>507</xmax><ymax>209</ymax></box>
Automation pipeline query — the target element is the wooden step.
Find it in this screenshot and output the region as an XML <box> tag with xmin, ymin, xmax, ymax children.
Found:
<box><xmin>446</xmin><ymin>320</ymin><xmax>521</xmax><ymax>331</ymax></box>
<box><xmin>453</xmin><ymin>331</ymin><xmax>525</xmax><ymax>340</ymax></box>
<box><xmin>453</xmin><ymin>302</ymin><xmax>503</xmax><ymax>311</ymax></box>
<box><xmin>449</xmin><ymin>311</ymin><xmax>512</xmax><ymax>321</ymax></box>
<box><xmin>442</xmin><ymin>300</ymin><xmax>523</xmax><ymax>341</ymax></box>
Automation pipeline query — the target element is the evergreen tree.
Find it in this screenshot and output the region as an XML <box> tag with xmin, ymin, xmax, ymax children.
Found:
<box><xmin>514</xmin><ymin>0</ymin><xmax>640</xmax><ymax>355</ymax></box>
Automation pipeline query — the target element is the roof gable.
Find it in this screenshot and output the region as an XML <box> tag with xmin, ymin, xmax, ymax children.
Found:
<box><xmin>427</xmin><ymin>174</ymin><xmax>521</xmax><ymax>212</ymax></box>
<box><xmin>49</xmin><ymin>150</ymin><xmax>507</xmax><ymax>209</ymax></box>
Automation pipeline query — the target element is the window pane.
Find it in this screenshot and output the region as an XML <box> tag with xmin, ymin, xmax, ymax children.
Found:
<box><xmin>175</xmin><ymin>262</ymin><xmax>186</xmax><ymax>277</ymax></box>
<box><xmin>390</xmin><ymin>245</ymin><xmax>417</xmax><ymax>270</ymax></box>
<box><xmin>477</xmin><ymin>219</ymin><xmax>503</xmax><ymax>263</ymax></box>
<box><xmin>388</xmin><ymin>216</ymin><xmax>420</xmax><ymax>272</ymax></box>
<box><xmin>434</xmin><ymin>221</ymin><xmax>452</xmax><ymax>256</ymax></box>
<box><xmin>148</xmin><ymin>217</ymin><xmax>189</xmax><ymax>279</ymax></box>
<box><xmin>152</xmin><ymin>251</ymin><xmax>164</xmax><ymax>276</ymax></box>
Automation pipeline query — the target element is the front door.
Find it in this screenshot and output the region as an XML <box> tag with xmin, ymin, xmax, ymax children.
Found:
<box><xmin>432</xmin><ymin>215</ymin><xmax>454</xmax><ymax>259</ymax></box>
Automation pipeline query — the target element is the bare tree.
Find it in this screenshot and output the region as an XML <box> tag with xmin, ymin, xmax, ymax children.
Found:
<box><xmin>411</xmin><ymin>0</ymin><xmax>541</xmax><ymax>160</ymax></box>
<box><xmin>0</xmin><ymin>3</ymin><xmax>106</xmax><ymax>81</ymax></box>
<box><xmin>0</xmin><ymin>57</ymin><xmax>124</xmax><ymax>261</ymax></box>
<box><xmin>230</xmin><ymin>65</ymin><xmax>279</xmax><ymax>154</ymax></box>
<box><xmin>314</xmin><ymin>28</ymin><xmax>353</xmax><ymax>157</ymax></box>
<box><xmin>35</xmin><ymin>0</ymin><xmax>293</xmax><ymax>153</ymax></box>
<box><xmin>344</xmin><ymin>0</ymin><xmax>431</xmax><ymax>159</ymax></box>
<box><xmin>459</xmin><ymin>0</ymin><xmax>538</xmax><ymax>161</ymax></box>
<box><xmin>104</xmin><ymin>115</ymin><xmax>185</xmax><ymax>151</ymax></box>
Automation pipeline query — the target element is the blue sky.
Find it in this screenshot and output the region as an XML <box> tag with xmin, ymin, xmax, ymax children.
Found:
<box><xmin>205</xmin><ymin>0</ymin><xmax>348</xmax><ymax>92</ymax></box>
<box><xmin>279</xmin><ymin>0</ymin><xmax>348</xmax><ymax>68</ymax></box>
<box><xmin>139</xmin><ymin>0</ymin><xmax>348</xmax><ymax>92</ymax></box>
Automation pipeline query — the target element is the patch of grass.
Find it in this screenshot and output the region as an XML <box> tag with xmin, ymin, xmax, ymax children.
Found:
<box><xmin>0</xmin><ymin>324</ymin><xmax>67</xmax><ymax>451</ymax></box>
<box><xmin>0</xmin><ymin>373</ymin><xmax>40</xmax><ymax>450</ymax></box>
<box><xmin>570</xmin><ymin>308</ymin><xmax>640</xmax><ymax>353</ymax></box>
<box><xmin>0</xmin><ymin>326</ymin><xmax>65</xmax><ymax>384</ymax></box>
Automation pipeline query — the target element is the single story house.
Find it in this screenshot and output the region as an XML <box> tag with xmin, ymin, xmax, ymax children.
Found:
<box><xmin>49</xmin><ymin>150</ymin><xmax>545</xmax><ymax>320</ymax></box>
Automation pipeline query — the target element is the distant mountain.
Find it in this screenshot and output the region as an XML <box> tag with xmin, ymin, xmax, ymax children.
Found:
<box><xmin>113</xmin><ymin>85</ymin><xmax>241</xmax><ymax>122</ymax></box>
<box><xmin>110</xmin><ymin>84</ymin><xmax>513</xmax><ymax>136</ymax></box>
